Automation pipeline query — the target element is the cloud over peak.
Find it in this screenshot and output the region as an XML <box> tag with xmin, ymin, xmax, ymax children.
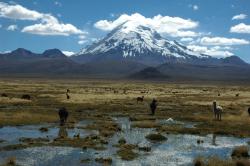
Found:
<box><xmin>62</xmin><ymin>51</ymin><xmax>75</xmax><ymax>56</ymax></box>
<box><xmin>94</xmin><ymin>13</ymin><xmax>199</xmax><ymax>37</ymax></box>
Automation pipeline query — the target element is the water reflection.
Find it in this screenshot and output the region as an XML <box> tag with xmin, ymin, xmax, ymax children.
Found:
<box><xmin>58</xmin><ymin>126</ymin><xmax>68</xmax><ymax>139</ymax></box>
<box><xmin>212</xmin><ymin>134</ymin><xmax>217</xmax><ymax>146</ymax></box>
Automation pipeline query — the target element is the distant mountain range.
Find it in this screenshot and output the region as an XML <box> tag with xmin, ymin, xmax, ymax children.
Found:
<box><xmin>0</xmin><ymin>22</ymin><xmax>250</xmax><ymax>81</ymax></box>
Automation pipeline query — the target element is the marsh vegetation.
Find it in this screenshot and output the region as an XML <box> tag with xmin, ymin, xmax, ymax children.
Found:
<box><xmin>0</xmin><ymin>79</ymin><xmax>250</xmax><ymax>165</ymax></box>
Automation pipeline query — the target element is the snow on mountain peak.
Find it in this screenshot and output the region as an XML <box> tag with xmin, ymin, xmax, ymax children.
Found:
<box><xmin>78</xmin><ymin>20</ymin><xmax>209</xmax><ymax>59</ymax></box>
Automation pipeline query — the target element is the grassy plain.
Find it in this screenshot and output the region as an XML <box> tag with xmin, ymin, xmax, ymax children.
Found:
<box><xmin>0</xmin><ymin>78</ymin><xmax>250</xmax><ymax>137</ymax></box>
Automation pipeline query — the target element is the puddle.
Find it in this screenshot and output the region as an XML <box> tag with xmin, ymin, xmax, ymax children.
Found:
<box><xmin>0</xmin><ymin>146</ymin><xmax>85</xmax><ymax>166</ymax></box>
<box><xmin>157</xmin><ymin>118</ymin><xmax>197</xmax><ymax>128</ymax></box>
<box><xmin>0</xmin><ymin>117</ymin><xmax>249</xmax><ymax>166</ymax></box>
<box><xmin>109</xmin><ymin>117</ymin><xmax>250</xmax><ymax>165</ymax></box>
<box><xmin>0</xmin><ymin>120</ymin><xmax>97</xmax><ymax>146</ymax></box>
<box><xmin>111</xmin><ymin>117</ymin><xmax>154</xmax><ymax>145</ymax></box>
<box><xmin>129</xmin><ymin>134</ymin><xmax>250</xmax><ymax>166</ymax></box>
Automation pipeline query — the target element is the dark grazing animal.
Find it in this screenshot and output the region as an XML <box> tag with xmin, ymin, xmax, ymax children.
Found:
<box><xmin>150</xmin><ymin>99</ymin><xmax>157</xmax><ymax>115</ymax></box>
<box><xmin>248</xmin><ymin>107</ymin><xmax>250</xmax><ymax>116</ymax></box>
<box><xmin>58</xmin><ymin>107</ymin><xmax>68</xmax><ymax>126</ymax></box>
<box><xmin>137</xmin><ymin>96</ymin><xmax>144</xmax><ymax>103</ymax></box>
<box><xmin>235</xmin><ymin>93</ymin><xmax>239</xmax><ymax>97</ymax></box>
<box><xmin>212</xmin><ymin>101</ymin><xmax>223</xmax><ymax>121</ymax></box>
<box><xmin>21</xmin><ymin>94</ymin><xmax>31</xmax><ymax>100</ymax></box>
<box><xmin>66</xmin><ymin>89</ymin><xmax>70</xmax><ymax>93</ymax></box>
<box><xmin>1</xmin><ymin>93</ymin><xmax>8</xmax><ymax>97</ymax></box>
<box><xmin>66</xmin><ymin>93</ymin><xmax>70</xmax><ymax>100</ymax></box>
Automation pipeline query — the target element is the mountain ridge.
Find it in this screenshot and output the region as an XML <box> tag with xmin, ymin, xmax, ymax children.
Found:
<box><xmin>0</xmin><ymin>22</ymin><xmax>249</xmax><ymax>81</ymax></box>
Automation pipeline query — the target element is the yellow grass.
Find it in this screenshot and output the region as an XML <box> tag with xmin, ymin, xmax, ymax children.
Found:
<box><xmin>0</xmin><ymin>111</ymin><xmax>57</xmax><ymax>126</ymax></box>
<box><xmin>0</xmin><ymin>78</ymin><xmax>250</xmax><ymax>137</ymax></box>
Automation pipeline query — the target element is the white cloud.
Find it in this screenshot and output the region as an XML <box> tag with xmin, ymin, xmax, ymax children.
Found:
<box><xmin>193</xmin><ymin>5</ymin><xmax>199</xmax><ymax>11</ymax></box>
<box><xmin>91</xmin><ymin>38</ymin><xmax>100</xmax><ymax>42</ymax></box>
<box><xmin>110</xmin><ymin>13</ymin><xmax>116</xmax><ymax>18</ymax></box>
<box><xmin>180</xmin><ymin>37</ymin><xmax>193</xmax><ymax>42</ymax></box>
<box><xmin>78</xmin><ymin>40</ymin><xmax>87</xmax><ymax>45</ymax></box>
<box><xmin>54</xmin><ymin>1</ymin><xmax>62</xmax><ymax>7</ymax></box>
<box><xmin>22</xmin><ymin>22</ymin><xmax>84</xmax><ymax>36</ymax></box>
<box><xmin>21</xmin><ymin>12</ymin><xmax>85</xmax><ymax>36</ymax></box>
<box><xmin>0</xmin><ymin>2</ymin><xmax>43</xmax><ymax>20</ymax></box>
<box><xmin>7</xmin><ymin>24</ymin><xmax>18</xmax><ymax>31</ymax></box>
<box><xmin>0</xmin><ymin>24</ymin><xmax>2</xmax><ymax>28</ymax></box>
<box><xmin>232</xmin><ymin>14</ymin><xmax>247</xmax><ymax>20</ymax></box>
<box><xmin>0</xmin><ymin>50</ymin><xmax>11</xmax><ymax>54</ymax></box>
<box><xmin>230</xmin><ymin>23</ymin><xmax>250</xmax><ymax>34</ymax></box>
<box><xmin>94</xmin><ymin>13</ymin><xmax>199</xmax><ymax>37</ymax></box>
<box><xmin>79</xmin><ymin>35</ymin><xmax>87</xmax><ymax>40</ymax></box>
<box><xmin>200</xmin><ymin>37</ymin><xmax>249</xmax><ymax>46</ymax></box>
<box><xmin>188</xmin><ymin>4</ymin><xmax>199</xmax><ymax>11</ymax></box>
<box><xmin>62</xmin><ymin>51</ymin><xmax>75</xmax><ymax>56</ymax></box>
<box><xmin>0</xmin><ymin>2</ymin><xmax>84</xmax><ymax>36</ymax></box>
<box><xmin>187</xmin><ymin>45</ymin><xmax>234</xmax><ymax>58</ymax></box>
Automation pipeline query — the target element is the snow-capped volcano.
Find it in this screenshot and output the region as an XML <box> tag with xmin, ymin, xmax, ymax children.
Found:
<box><xmin>73</xmin><ymin>21</ymin><xmax>216</xmax><ymax>66</ymax></box>
<box><xmin>80</xmin><ymin>22</ymin><xmax>205</xmax><ymax>57</ymax></box>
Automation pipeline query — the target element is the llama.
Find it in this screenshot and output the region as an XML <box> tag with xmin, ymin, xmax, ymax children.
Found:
<box><xmin>58</xmin><ymin>107</ymin><xmax>68</xmax><ymax>126</ymax></box>
<box><xmin>1</xmin><ymin>93</ymin><xmax>8</xmax><ymax>97</ymax></box>
<box><xmin>137</xmin><ymin>96</ymin><xmax>144</xmax><ymax>103</ymax></box>
<box><xmin>212</xmin><ymin>101</ymin><xmax>223</xmax><ymax>121</ymax></box>
<box><xmin>150</xmin><ymin>99</ymin><xmax>157</xmax><ymax>115</ymax></box>
<box><xmin>21</xmin><ymin>94</ymin><xmax>31</xmax><ymax>100</ymax></box>
<box><xmin>66</xmin><ymin>93</ymin><xmax>70</xmax><ymax>99</ymax></box>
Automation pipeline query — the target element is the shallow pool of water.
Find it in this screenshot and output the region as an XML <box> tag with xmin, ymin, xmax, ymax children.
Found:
<box><xmin>157</xmin><ymin>118</ymin><xmax>197</xmax><ymax>129</ymax></box>
<box><xmin>0</xmin><ymin>117</ymin><xmax>249</xmax><ymax>166</ymax></box>
<box><xmin>0</xmin><ymin>120</ymin><xmax>97</xmax><ymax>146</ymax></box>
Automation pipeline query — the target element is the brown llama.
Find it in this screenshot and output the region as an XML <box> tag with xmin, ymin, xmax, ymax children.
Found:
<box><xmin>137</xmin><ymin>96</ymin><xmax>144</xmax><ymax>103</ymax></box>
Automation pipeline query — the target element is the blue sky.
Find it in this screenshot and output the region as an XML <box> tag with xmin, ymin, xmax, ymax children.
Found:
<box><xmin>0</xmin><ymin>0</ymin><xmax>250</xmax><ymax>62</ymax></box>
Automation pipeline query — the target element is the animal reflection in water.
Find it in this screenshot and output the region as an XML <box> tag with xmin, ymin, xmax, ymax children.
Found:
<box><xmin>58</xmin><ymin>126</ymin><xmax>68</xmax><ymax>139</ymax></box>
<box><xmin>212</xmin><ymin>134</ymin><xmax>217</xmax><ymax>146</ymax></box>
